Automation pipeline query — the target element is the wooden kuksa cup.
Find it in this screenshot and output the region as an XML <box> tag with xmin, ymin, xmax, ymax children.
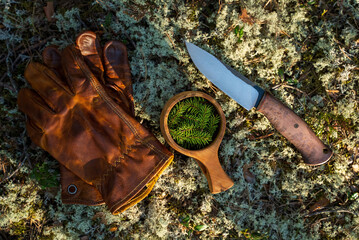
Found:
<box><xmin>160</xmin><ymin>91</ymin><xmax>234</xmax><ymax>194</ymax></box>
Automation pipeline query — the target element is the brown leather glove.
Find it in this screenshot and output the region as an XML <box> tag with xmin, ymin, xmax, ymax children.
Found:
<box><xmin>41</xmin><ymin>32</ymin><xmax>137</xmax><ymax>207</ymax></box>
<box><xmin>18</xmin><ymin>31</ymin><xmax>174</xmax><ymax>214</ymax></box>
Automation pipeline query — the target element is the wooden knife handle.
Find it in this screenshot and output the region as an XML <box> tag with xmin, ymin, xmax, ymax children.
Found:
<box><xmin>257</xmin><ymin>92</ymin><xmax>333</xmax><ymax>165</ymax></box>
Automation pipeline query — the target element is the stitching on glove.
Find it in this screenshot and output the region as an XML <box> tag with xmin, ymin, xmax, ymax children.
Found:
<box><xmin>94</xmin><ymin>136</ymin><xmax>136</xmax><ymax>191</ymax></box>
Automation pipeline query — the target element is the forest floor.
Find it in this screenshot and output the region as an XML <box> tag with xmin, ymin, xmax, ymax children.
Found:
<box><xmin>0</xmin><ymin>0</ymin><xmax>359</xmax><ymax>239</ymax></box>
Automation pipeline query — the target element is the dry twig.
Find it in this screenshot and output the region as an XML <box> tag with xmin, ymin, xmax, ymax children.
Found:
<box><xmin>305</xmin><ymin>208</ymin><xmax>357</xmax><ymax>217</ymax></box>
<box><xmin>272</xmin><ymin>83</ymin><xmax>307</xmax><ymax>96</ymax></box>
<box><xmin>165</xmin><ymin>32</ymin><xmax>176</xmax><ymax>48</ymax></box>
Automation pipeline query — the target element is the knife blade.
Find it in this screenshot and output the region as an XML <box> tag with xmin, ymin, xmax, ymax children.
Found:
<box><xmin>185</xmin><ymin>41</ymin><xmax>333</xmax><ymax>165</ymax></box>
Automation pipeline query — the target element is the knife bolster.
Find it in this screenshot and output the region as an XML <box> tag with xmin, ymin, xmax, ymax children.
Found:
<box><xmin>256</xmin><ymin>92</ymin><xmax>333</xmax><ymax>165</ymax></box>
<box><xmin>253</xmin><ymin>85</ymin><xmax>266</xmax><ymax>108</ymax></box>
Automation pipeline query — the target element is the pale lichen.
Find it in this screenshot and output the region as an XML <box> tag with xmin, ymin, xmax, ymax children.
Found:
<box><xmin>0</xmin><ymin>0</ymin><xmax>358</xmax><ymax>239</ymax></box>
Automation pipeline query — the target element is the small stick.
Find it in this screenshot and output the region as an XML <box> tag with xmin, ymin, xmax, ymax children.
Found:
<box><xmin>165</xmin><ymin>32</ymin><xmax>176</xmax><ymax>48</ymax></box>
<box><xmin>281</xmin><ymin>84</ymin><xmax>307</xmax><ymax>95</ymax></box>
<box><xmin>326</xmin><ymin>89</ymin><xmax>339</xmax><ymax>94</ymax></box>
<box><xmin>223</xmin><ymin>23</ymin><xmax>236</xmax><ymax>37</ymax></box>
<box><xmin>311</xmin><ymin>217</ymin><xmax>329</xmax><ymax>227</ymax></box>
<box><xmin>338</xmin><ymin>45</ymin><xmax>352</xmax><ymax>60</ymax></box>
<box><xmin>255</xmin><ymin>132</ymin><xmax>274</xmax><ymax>140</ymax></box>
<box><xmin>217</xmin><ymin>0</ymin><xmax>223</xmax><ymax>14</ymax></box>
<box><xmin>305</xmin><ymin>208</ymin><xmax>357</xmax><ymax>217</ymax></box>
<box><xmin>209</xmin><ymin>83</ymin><xmax>219</xmax><ymax>93</ymax></box>
<box><xmin>272</xmin><ymin>83</ymin><xmax>307</xmax><ymax>96</ymax></box>
<box><xmin>279</xmin><ymin>30</ymin><xmax>291</xmax><ymax>38</ymax></box>
<box><xmin>264</xmin><ymin>0</ymin><xmax>272</xmax><ymax>8</ymax></box>
<box><xmin>333</xmin><ymin>38</ymin><xmax>352</xmax><ymax>60</ymax></box>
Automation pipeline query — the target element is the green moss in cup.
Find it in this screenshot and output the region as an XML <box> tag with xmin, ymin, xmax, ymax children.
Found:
<box><xmin>168</xmin><ymin>97</ymin><xmax>220</xmax><ymax>150</ymax></box>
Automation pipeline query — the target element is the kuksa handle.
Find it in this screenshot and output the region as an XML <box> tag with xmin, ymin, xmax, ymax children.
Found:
<box><xmin>194</xmin><ymin>155</ymin><xmax>234</xmax><ymax>194</ymax></box>
<box><xmin>257</xmin><ymin>92</ymin><xmax>333</xmax><ymax>165</ymax></box>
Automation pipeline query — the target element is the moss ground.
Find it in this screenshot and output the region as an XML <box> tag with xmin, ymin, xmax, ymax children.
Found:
<box><xmin>0</xmin><ymin>0</ymin><xmax>358</xmax><ymax>239</ymax></box>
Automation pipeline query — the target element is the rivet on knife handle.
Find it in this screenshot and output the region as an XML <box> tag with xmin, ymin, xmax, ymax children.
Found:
<box><xmin>256</xmin><ymin>92</ymin><xmax>333</xmax><ymax>165</ymax></box>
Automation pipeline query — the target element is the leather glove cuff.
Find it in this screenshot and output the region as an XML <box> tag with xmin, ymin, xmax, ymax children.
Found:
<box><xmin>103</xmin><ymin>144</ymin><xmax>173</xmax><ymax>214</ymax></box>
<box><xmin>60</xmin><ymin>144</ymin><xmax>173</xmax><ymax>214</ymax></box>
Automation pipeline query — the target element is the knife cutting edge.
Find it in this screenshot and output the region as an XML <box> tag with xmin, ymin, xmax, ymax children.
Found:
<box><xmin>185</xmin><ymin>41</ymin><xmax>333</xmax><ymax>165</ymax></box>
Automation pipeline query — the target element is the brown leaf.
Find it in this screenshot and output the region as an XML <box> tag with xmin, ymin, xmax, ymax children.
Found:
<box><xmin>309</xmin><ymin>196</ymin><xmax>330</xmax><ymax>213</ymax></box>
<box><xmin>43</xmin><ymin>1</ymin><xmax>55</xmax><ymax>22</ymax></box>
<box><xmin>243</xmin><ymin>162</ymin><xmax>256</xmax><ymax>183</ymax></box>
<box><xmin>240</xmin><ymin>9</ymin><xmax>255</xmax><ymax>25</ymax></box>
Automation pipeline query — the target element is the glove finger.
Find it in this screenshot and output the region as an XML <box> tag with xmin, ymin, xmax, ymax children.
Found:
<box><xmin>25</xmin><ymin>118</ymin><xmax>45</xmax><ymax>148</ymax></box>
<box><xmin>103</xmin><ymin>41</ymin><xmax>134</xmax><ymax>115</ymax></box>
<box><xmin>17</xmin><ymin>88</ymin><xmax>55</xmax><ymax>131</ymax></box>
<box><xmin>61</xmin><ymin>45</ymin><xmax>96</xmax><ymax>94</ymax></box>
<box><xmin>76</xmin><ymin>32</ymin><xmax>134</xmax><ymax>114</ymax></box>
<box><xmin>104</xmin><ymin>86</ymin><xmax>135</xmax><ymax>117</ymax></box>
<box><xmin>103</xmin><ymin>41</ymin><xmax>132</xmax><ymax>94</ymax></box>
<box><xmin>75</xmin><ymin>31</ymin><xmax>105</xmax><ymax>85</ymax></box>
<box><xmin>42</xmin><ymin>45</ymin><xmax>62</xmax><ymax>72</ymax></box>
<box><xmin>42</xmin><ymin>45</ymin><xmax>69</xmax><ymax>81</ymax></box>
<box><xmin>24</xmin><ymin>62</ymin><xmax>71</xmax><ymax>112</ymax></box>
<box><xmin>42</xmin><ymin>46</ymin><xmax>74</xmax><ymax>93</ymax></box>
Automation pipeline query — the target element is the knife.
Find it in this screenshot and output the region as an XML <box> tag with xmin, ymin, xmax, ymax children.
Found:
<box><xmin>185</xmin><ymin>41</ymin><xmax>333</xmax><ymax>165</ymax></box>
